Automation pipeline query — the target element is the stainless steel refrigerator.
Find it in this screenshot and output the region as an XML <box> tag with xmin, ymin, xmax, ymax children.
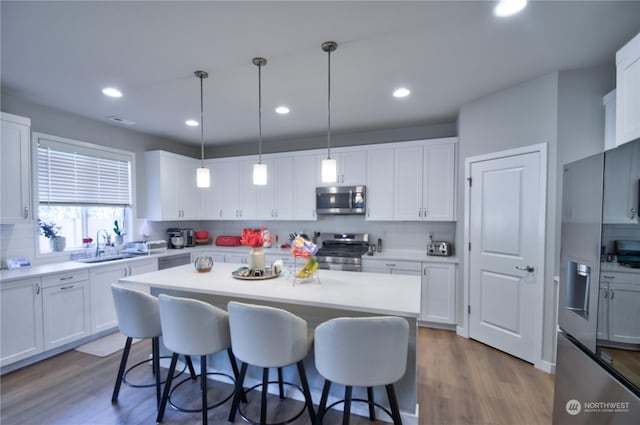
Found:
<box><xmin>553</xmin><ymin>140</ymin><xmax>640</xmax><ymax>424</ymax></box>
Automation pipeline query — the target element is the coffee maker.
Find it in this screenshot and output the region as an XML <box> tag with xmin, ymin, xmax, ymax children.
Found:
<box><xmin>182</xmin><ymin>228</ymin><xmax>195</xmax><ymax>247</ymax></box>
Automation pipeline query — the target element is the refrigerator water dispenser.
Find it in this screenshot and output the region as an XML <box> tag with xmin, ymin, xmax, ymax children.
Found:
<box><xmin>565</xmin><ymin>261</ymin><xmax>591</xmax><ymax>319</ymax></box>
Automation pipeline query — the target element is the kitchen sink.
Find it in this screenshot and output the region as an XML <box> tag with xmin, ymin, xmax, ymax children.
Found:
<box><xmin>76</xmin><ymin>255</ymin><xmax>135</xmax><ymax>264</ymax></box>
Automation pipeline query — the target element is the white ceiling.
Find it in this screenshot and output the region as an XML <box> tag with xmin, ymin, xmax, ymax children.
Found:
<box><xmin>2</xmin><ymin>1</ymin><xmax>640</xmax><ymax>147</ymax></box>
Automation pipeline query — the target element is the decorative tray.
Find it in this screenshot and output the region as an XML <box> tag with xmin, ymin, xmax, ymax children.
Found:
<box><xmin>231</xmin><ymin>268</ymin><xmax>281</xmax><ymax>281</ymax></box>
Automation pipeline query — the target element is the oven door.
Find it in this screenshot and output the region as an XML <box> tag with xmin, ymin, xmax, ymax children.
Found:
<box><xmin>316</xmin><ymin>257</ymin><xmax>361</xmax><ymax>272</ymax></box>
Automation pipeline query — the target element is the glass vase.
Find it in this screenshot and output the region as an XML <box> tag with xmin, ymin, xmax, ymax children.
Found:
<box><xmin>249</xmin><ymin>247</ymin><xmax>265</xmax><ymax>271</ymax></box>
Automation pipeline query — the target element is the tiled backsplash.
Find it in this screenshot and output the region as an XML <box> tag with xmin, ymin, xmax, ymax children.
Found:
<box><xmin>602</xmin><ymin>224</ymin><xmax>640</xmax><ymax>254</ymax></box>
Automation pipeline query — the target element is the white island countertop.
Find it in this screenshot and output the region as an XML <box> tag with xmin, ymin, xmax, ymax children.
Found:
<box><xmin>120</xmin><ymin>262</ymin><xmax>421</xmax><ymax>318</ymax></box>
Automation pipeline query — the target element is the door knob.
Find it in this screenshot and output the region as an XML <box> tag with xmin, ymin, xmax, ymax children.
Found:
<box><xmin>515</xmin><ymin>265</ymin><xmax>535</xmax><ymax>272</ymax></box>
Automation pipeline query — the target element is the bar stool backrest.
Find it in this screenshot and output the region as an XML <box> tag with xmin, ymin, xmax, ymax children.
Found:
<box><xmin>315</xmin><ymin>316</ymin><xmax>409</xmax><ymax>387</ymax></box>
<box><xmin>227</xmin><ymin>301</ymin><xmax>309</xmax><ymax>368</ymax></box>
<box><xmin>158</xmin><ymin>294</ymin><xmax>230</xmax><ymax>356</ymax></box>
<box><xmin>111</xmin><ymin>284</ymin><xmax>162</xmax><ymax>339</ymax></box>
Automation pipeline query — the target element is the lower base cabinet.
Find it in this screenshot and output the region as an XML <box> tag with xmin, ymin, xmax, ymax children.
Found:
<box><xmin>0</xmin><ymin>278</ymin><xmax>44</xmax><ymax>367</ymax></box>
<box><xmin>420</xmin><ymin>263</ymin><xmax>456</xmax><ymax>325</ymax></box>
<box><xmin>42</xmin><ymin>274</ymin><xmax>91</xmax><ymax>351</ymax></box>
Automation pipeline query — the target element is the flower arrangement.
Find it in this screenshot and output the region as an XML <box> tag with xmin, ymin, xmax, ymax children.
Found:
<box><xmin>240</xmin><ymin>227</ymin><xmax>265</xmax><ymax>248</ymax></box>
<box><xmin>38</xmin><ymin>219</ymin><xmax>61</xmax><ymax>239</ymax></box>
<box><xmin>113</xmin><ymin>220</ymin><xmax>125</xmax><ymax>236</ymax></box>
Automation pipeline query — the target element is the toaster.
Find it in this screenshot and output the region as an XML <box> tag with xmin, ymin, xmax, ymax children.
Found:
<box><xmin>427</xmin><ymin>241</ymin><xmax>452</xmax><ymax>257</ymax></box>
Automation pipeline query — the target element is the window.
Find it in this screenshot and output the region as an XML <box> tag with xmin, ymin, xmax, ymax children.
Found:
<box><xmin>34</xmin><ymin>133</ymin><xmax>134</xmax><ymax>253</ymax></box>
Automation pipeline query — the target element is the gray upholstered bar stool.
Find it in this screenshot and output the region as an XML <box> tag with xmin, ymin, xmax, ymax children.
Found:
<box><xmin>314</xmin><ymin>316</ymin><xmax>409</xmax><ymax>425</ymax></box>
<box><xmin>227</xmin><ymin>301</ymin><xmax>316</xmax><ymax>425</ymax></box>
<box><xmin>110</xmin><ymin>285</ymin><xmax>196</xmax><ymax>408</ymax></box>
<box><xmin>156</xmin><ymin>294</ymin><xmax>243</xmax><ymax>425</ymax></box>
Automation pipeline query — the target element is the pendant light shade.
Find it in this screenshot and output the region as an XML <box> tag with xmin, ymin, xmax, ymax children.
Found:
<box><xmin>194</xmin><ymin>70</ymin><xmax>210</xmax><ymax>188</ymax></box>
<box><xmin>252</xmin><ymin>57</ymin><xmax>268</xmax><ymax>186</ymax></box>
<box><xmin>321</xmin><ymin>41</ymin><xmax>338</xmax><ymax>183</ymax></box>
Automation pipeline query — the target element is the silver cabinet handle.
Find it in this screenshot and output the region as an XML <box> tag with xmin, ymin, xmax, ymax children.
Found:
<box><xmin>418</xmin><ymin>209</ymin><xmax>422</xmax><ymax>218</ymax></box>
<box><xmin>515</xmin><ymin>265</ymin><xmax>535</xmax><ymax>272</ymax></box>
<box><xmin>423</xmin><ymin>209</ymin><xmax>427</xmax><ymax>217</ymax></box>
<box><xmin>59</xmin><ymin>276</ymin><xmax>73</xmax><ymax>281</ymax></box>
<box><xmin>23</xmin><ymin>207</ymin><xmax>29</xmax><ymax>219</ymax></box>
<box><xmin>219</xmin><ymin>209</ymin><xmax>223</xmax><ymax>218</ymax></box>
<box><xmin>35</xmin><ymin>282</ymin><xmax>41</xmax><ymax>295</ymax></box>
<box><xmin>610</xmin><ymin>290</ymin><xmax>615</xmax><ymax>300</ymax></box>
<box><xmin>630</xmin><ymin>208</ymin><xmax>637</xmax><ymax>219</ymax></box>
<box><xmin>386</xmin><ymin>263</ymin><xmax>397</xmax><ymax>267</ymax></box>
<box><xmin>60</xmin><ymin>285</ymin><xmax>74</xmax><ymax>290</ymax></box>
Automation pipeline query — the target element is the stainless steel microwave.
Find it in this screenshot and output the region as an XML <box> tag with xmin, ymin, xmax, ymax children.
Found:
<box><xmin>316</xmin><ymin>185</ymin><xmax>366</xmax><ymax>215</ymax></box>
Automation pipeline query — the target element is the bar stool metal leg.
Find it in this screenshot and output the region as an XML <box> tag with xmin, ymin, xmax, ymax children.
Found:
<box><xmin>185</xmin><ymin>355</ymin><xmax>197</xmax><ymax>379</ymax></box>
<box><xmin>296</xmin><ymin>361</ymin><xmax>316</xmax><ymax>424</ymax></box>
<box><xmin>201</xmin><ymin>355</ymin><xmax>208</xmax><ymax>425</ymax></box>
<box><xmin>228</xmin><ymin>361</ymin><xmax>248</xmax><ymax>422</ymax></box>
<box><xmin>111</xmin><ymin>336</ymin><xmax>133</xmax><ymax>403</ymax></box>
<box><xmin>227</xmin><ymin>348</ymin><xmax>247</xmax><ymax>403</ymax></box>
<box><xmin>277</xmin><ymin>368</ymin><xmax>285</xmax><ymax>399</ymax></box>
<box><xmin>260</xmin><ymin>368</ymin><xmax>269</xmax><ymax>424</ymax></box>
<box><xmin>342</xmin><ymin>386</ymin><xmax>352</xmax><ymax>425</ymax></box>
<box><xmin>367</xmin><ymin>387</ymin><xmax>376</xmax><ymax>421</ymax></box>
<box><xmin>153</xmin><ymin>337</ymin><xmax>161</xmax><ymax>408</ymax></box>
<box><xmin>316</xmin><ymin>379</ymin><xmax>331</xmax><ymax>425</ymax></box>
<box><xmin>385</xmin><ymin>384</ymin><xmax>402</xmax><ymax>425</ymax></box>
<box><xmin>157</xmin><ymin>352</ymin><xmax>179</xmax><ymax>423</ymax></box>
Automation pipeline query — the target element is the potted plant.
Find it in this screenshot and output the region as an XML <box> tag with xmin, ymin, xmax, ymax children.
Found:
<box><xmin>38</xmin><ymin>219</ymin><xmax>66</xmax><ymax>252</ymax></box>
<box><xmin>113</xmin><ymin>220</ymin><xmax>125</xmax><ymax>245</ymax></box>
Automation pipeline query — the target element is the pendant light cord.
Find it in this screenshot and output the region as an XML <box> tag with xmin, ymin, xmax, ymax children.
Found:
<box><xmin>199</xmin><ymin>73</ymin><xmax>205</xmax><ymax>168</ymax></box>
<box><xmin>327</xmin><ymin>46</ymin><xmax>332</xmax><ymax>160</ymax></box>
<box><xmin>258</xmin><ymin>61</ymin><xmax>263</xmax><ymax>164</ymax></box>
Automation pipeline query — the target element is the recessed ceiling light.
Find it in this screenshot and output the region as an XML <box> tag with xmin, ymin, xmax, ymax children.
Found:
<box><xmin>494</xmin><ymin>0</ymin><xmax>527</xmax><ymax>17</ymax></box>
<box><xmin>185</xmin><ymin>119</ymin><xmax>199</xmax><ymax>127</ymax></box>
<box><xmin>393</xmin><ymin>88</ymin><xmax>410</xmax><ymax>98</ymax></box>
<box><xmin>102</xmin><ymin>87</ymin><xmax>123</xmax><ymax>98</ymax></box>
<box><xmin>275</xmin><ymin>106</ymin><xmax>290</xmax><ymax>114</ymax></box>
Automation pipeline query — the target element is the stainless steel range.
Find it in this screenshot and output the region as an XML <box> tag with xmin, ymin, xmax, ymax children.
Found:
<box><xmin>315</xmin><ymin>233</ymin><xmax>369</xmax><ymax>272</ymax></box>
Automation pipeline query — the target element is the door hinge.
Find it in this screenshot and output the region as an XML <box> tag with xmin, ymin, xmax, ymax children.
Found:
<box><xmin>468</xmin><ymin>305</ymin><xmax>471</xmax><ymax>315</ymax></box>
<box><xmin>467</xmin><ymin>177</ymin><xmax>472</xmax><ymax>187</ymax></box>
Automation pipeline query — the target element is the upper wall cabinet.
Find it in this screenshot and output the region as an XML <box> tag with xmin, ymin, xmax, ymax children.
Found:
<box><xmin>616</xmin><ymin>31</ymin><xmax>640</xmax><ymax>147</ymax></box>
<box><xmin>315</xmin><ymin>149</ymin><xmax>367</xmax><ymax>186</ymax></box>
<box><xmin>145</xmin><ymin>151</ymin><xmax>202</xmax><ymax>220</ymax></box>
<box><xmin>256</xmin><ymin>156</ymin><xmax>294</xmax><ymax>220</ymax></box>
<box><xmin>1</xmin><ymin>112</ymin><xmax>32</xmax><ymax>224</ymax></box>
<box><xmin>603</xmin><ymin>90</ymin><xmax>616</xmax><ymax>151</ymax></box>
<box><xmin>394</xmin><ymin>139</ymin><xmax>456</xmax><ymax>221</ymax></box>
<box><xmin>603</xmin><ymin>140</ymin><xmax>640</xmax><ymax>224</ymax></box>
<box><xmin>366</xmin><ymin>147</ymin><xmax>395</xmax><ymax>220</ymax></box>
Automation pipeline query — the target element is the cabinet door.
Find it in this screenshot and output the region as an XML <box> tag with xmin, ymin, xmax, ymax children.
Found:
<box><xmin>421</xmin><ymin>263</ymin><xmax>456</xmax><ymax>324</ymax></box>
<box><xmin>394</xmin><ymin>146</ymin><xmax>423</xmax><ymax>220</ymax></box>
<box><xmin>603</xmin><ymin>141</ymin><xmax>639</xmax><ymax>224</ymax></box>
<box><xmin>220</xmin><ymin>159</ymin><xmax>241</xmax><ymax>219</ymax></box>
<box><xmin>423</xmin><ymin>143</ymin><xmax>455</xmax><ymax>221</ymax></box>
<box><xmin>176</xmin><ymin>155</ymin><xmax>201</xmax><ymax>220</ymax></box>
<box><xmin>238</xmin><ymin>158</ymin><xmax>257</xmax><ymax>219</ymax></box>
<box><xmin>225</xmin><ymin>254</ymin><xmax>247</xmax><ymax>265</ymax></box>
<box><xmin>43</xmin><ymin>280</ymin><xmax>91</xmax><ymax>350</ymax></box>
<box><xmin>616</xmin><ymin>32</ymin><xmax>640</xmax><ymax>147</ymax></box>
<box><xmin>1</xmin><ymin>114</ymin><xmax>31</xmax><ymax>224</ymax></box>
<box><xmin>273</xmin><ymin>156</ymin><xmax>294</xmax><ymax>220</ymax></box>
<box><xmin>293</xmin><ymin>153</ymin><xmax>318</xmax><ymax>220</ymax></box>
<box><xmin>603</xmin><ymin>90</ymin><xmax>617</xmax><ymax>151</ymax></box>
<box><xmin>366</xmin><ymin>148</ymin><xmax>394</xmax><ymax>220</ymax></box>
<box><xmin>256</xmin><ymin>157</ymin><xmax>277</xmax><ymax>219</ymax></box>
<box><xmin>129</xmin><ymin>258</ymin><xmax>158</xmax><ymax>275</ymax></box>
<box><xmin>202</xmin><ymin>159</ymin><xmax>225</xmax><ymax>220</ymax></box>
<box><xmin>608</xmin><ymin>283</ymin><xmax>640</xmax><ymax>344</ymax></box>
<box><xmin>339</xmin><ymin>150</ymin><xmax>367</xmax><ymax>185</ymax></box>
<box><xmin>89</xmin><ymin>265</ymin><xmax>123</xmax><ymax>333</ymax></box>
<box><xmin>0</xmin><ymin>279</ymin><xmax>43</xmax><ymax>367</ymax></box>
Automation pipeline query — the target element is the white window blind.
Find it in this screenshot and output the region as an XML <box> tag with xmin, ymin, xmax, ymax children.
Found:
<box><xmin>38</xmin><ymin>139</ymin><xmax>131</xmax><ymax>206</ymax></box>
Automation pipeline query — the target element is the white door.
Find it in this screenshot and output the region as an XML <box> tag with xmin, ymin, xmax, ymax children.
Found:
<box><xmin>468</xmin><ymin>150</ymin><xmax>543</xmax><ymax>364</ymax></box>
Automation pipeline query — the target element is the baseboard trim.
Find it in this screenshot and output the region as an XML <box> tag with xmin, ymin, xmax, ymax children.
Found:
<box><xmin>538</xmin><ymin>360</ymin><xmax>556</xmax><ymax>374</ymax></box>
<box><xmin>456</xmin><ymin>325</ymin><xmax>469</xmax><ymax>338</ymax></box>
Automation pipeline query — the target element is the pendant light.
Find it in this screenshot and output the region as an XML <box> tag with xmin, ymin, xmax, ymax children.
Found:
<box><xmin>194</xmin><ymin>70</ymin><xmax>210</xmax><ymax>188</ymax></box>
<box><xmin>321</xmin><ymin>41</ymin><xmax>338</xmax><ymax>183</ymax></box>
<box><xmin>252</xmin><ymin>57</ymin><xmax>268</xmax><ymax>186</ymax></box>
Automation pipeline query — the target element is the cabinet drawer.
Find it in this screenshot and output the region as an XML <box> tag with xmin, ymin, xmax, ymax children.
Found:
<box><xmin>42</xmin><ymin>270</ymin><xmax>89</xmax><ymax>288</ymax></box>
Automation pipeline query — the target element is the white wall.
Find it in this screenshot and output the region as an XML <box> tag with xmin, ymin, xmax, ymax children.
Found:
<box><xmin>456</xmin><ymin>66</ymin><xmax>614</xmax><ymax>366</ymax></box>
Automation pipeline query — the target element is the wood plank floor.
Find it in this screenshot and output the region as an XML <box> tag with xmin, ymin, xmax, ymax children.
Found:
<box><xmin>0</xmin><ymin>328</ymin><xmax>554</xmax><ymax>425</ymax></box>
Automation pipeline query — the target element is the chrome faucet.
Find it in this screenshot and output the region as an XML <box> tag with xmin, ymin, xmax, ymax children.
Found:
<box><xmin>95</xmin><ymin>229</ymin><xmax>109</xmax><ymax>257</ymax></box>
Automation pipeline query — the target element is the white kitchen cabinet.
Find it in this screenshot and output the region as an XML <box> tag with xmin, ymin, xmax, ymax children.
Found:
<box><xmin>361</xmin><ymin>258</ymin><xmax>422</xmax><ymax>276</ymax></box>
<box><xmin>599</xmin><ymin>272</ymin><xmax>640</xmax><ymax>345</ymax></box>
<box><xmin>293</xmin><ymin>153</ymin><xmax>318</xmax><ymax>220</ymax></box>
<box><xmin>225</xmin><ymin>253</ymin><xmax>248</xmax><ymax>265</ymax></box>
<box><xmin>256</xmin><ymin>156</ymin><xmax>294</xmax><ymax>220</ymax></box>
<box><xmin>420</xmin><ymin>263</ymin><xmax>456</xmax><ymax>325</ymax></box>
<box><xmin>603</xmin><ymin>90</ymin><xmax>617</xmax><ymax>151</ymax></box>
<box><xmin>365</xmin><ymin>147</ymin><xmax>394</xmax><ymax>220</ymax></box>
<box><xmin>602</xmin><ymin>140</ymin><xmax>639</xmax><ymax>224</ymax></box>
<box><xmin>1</xmin><ymin>112</ymin><xmax>32</xmax><ymax>224</ymax></box>
<box><xmin>0</xmin><ymin>278</ymin><xmax>43</xmax><ymax>367</ymax></box>
<box><xmin>316</xmin><ymin>149</ymin><xmax>367</xmax><ymax>186</ymax></box>
<box><xmin>394</xmin><ymin>140</ymin><xmax>456</xmax><ymax>221</ymax></box>
<box><xmin>191</xmin><ymin>250</ymin><xmax>226</xmax><ymax>263</ymax></box>
<box><xmin>89</xmin><ymin>258</ymin><xmax>158</xmax><ymax>334</ymax></box>
<box><xmin>145</xmin><ymin>151</ymin><xmax>202</xmax><ymax>220</ymax></box>
<box><xmin>237</xmin><ymin>157</ymin><xmax>258</xmax><ymax>219</ymax></box>
<box><xmin>42</xmin><ymin>271</ymin><xmax>91</xmax><ymax>350</ymax></box>
<box><xmin>615</xmin><ymin>31</ymin><xmax>640</xmax><ymax>147</ymax></box>
<box><xmin>597</xmin><ymin>284</ymin><xmax>609</xmax><ymax>340</ymax></box>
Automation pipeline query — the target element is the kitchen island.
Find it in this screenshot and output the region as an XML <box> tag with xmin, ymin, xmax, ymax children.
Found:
<box><xmin>120</xmin><ymin>262</ymin><xmax>421</xmax><ymax>424</ymax></box>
